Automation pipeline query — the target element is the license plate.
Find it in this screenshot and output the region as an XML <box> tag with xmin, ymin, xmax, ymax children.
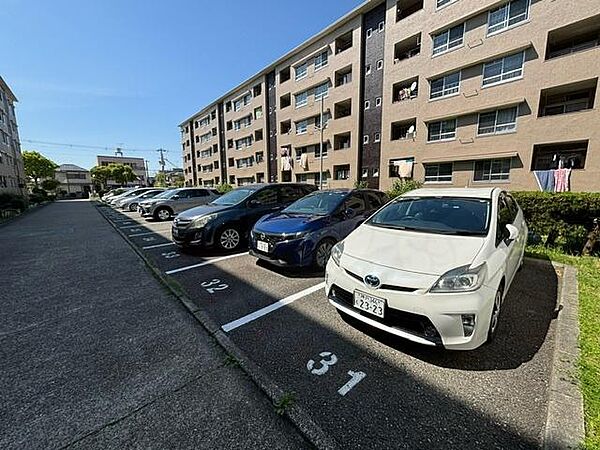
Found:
<box><xmin>257</xmin><ymin>240</ymin><xmax>269</xmax><ymax>253</ymax></box>
<box><xmin>353</xmin><ymin>290</ymin><xmax>385</xmax><ymax>318</ymax></box>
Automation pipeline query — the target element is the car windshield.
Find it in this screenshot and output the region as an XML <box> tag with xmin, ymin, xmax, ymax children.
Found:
<box><xmin>210</xmin><ymin>188</ymin><xmax>256</xmax><ymax>206</ymax></box>
<box><xmin>140</xmin><ymin>191</ymin><xmax>161</xmax><ymax>198</ymax></box>
<box><xmin>367</xmin><ymin>197</ymin><xmax>491</xmax><ymax>236</ymax></box>
<box><xmin>283</xmin><ymin>191</ymin><xmax>347</xmax><ymax>216</ymax></box>
<box><xmin>151</xmin><ymin>190</ymin><xmax>177</xmax><ymax>199</ymax></box>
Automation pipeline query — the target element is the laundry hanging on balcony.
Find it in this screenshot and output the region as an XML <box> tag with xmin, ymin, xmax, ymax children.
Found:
<box><xmin>281</xmin><ymin>155</ymin><xmax>293</xmax><ymax>171</ymax></box>
<box><xmin>300</xmin><ymin>153</ymin><xmax>308</xmax><ymax>170</ymax></box>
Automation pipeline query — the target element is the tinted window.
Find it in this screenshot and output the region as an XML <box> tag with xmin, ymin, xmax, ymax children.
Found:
<box><xmin>283</xmin><ymin>191</ymin><xmax>347</xmax><ymax>215</ymax></box>
<box><xmin>345</xmin><ymin>193</ymin><xmax>366</xmax><ymax>214</ymax></box>
<box><xmin>496</xmin><ymin>196</ymin><xmax>513</xmax><ymax>245</ymax></box>
<box><xmin>368</xmin><ymin>197</ymin><xmax>491</xmax><ymax>236</ymax></box>
<box><xmin>364</xmin><ymin>191</ymin><xmax>384</xmax><ymax>210</ymax></box>
<box><xmin>279</xmin><ymin>185</ymin><xmax>303</xmax><ymax>203</ymax></box>
<box><xmin>504</xmin><ymin>193</ymin><xmax>519</xmax><ymax>221</ymax></box>
<box><xmin>212</xmin><ymin>188</ymin><xmax>256</xmax><ymax>205</ymax></box>
<box><xmin>190</xmin><ymin>189</ymin><xmax>209</xmax><ymax>197</ymax></box>
<box><xmin>253</xmin><ymin>187</ymin><xmax>278</xmax><ymax>206</ymax></box>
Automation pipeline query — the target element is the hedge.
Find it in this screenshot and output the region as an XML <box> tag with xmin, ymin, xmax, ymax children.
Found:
<box><xmin>512</xmin><ymin>192</ymin><xmax>600</xmax><ymax>254</ymax></box>
<box><xmin>0</xmin><ymin>193</ymin><xmax>27</xmax><ymax>212</ymax></box>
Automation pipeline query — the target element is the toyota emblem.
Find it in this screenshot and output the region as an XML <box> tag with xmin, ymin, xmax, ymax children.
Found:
<box><xmin>364</xmin><ymin>274</ymin><xmax>381</xmax><ymax>289</ymax></box>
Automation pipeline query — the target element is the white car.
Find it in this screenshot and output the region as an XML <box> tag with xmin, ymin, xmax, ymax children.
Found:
<box><xmin>325</xmin><ymin>188</ymin><xmax>527</xmax><ymax>350</ymax></box>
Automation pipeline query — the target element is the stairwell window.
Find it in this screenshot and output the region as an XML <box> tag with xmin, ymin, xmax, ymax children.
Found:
<box><xmin>432</xmin><ymin>23</ymin><xmax>464</xmax><ymax>55</ymax></box>
<box><xmin>430</xmin><ymin>71</ymin><xmax>461</xmax><ymax>99</ymax></box>
<box><xmin>314</xmin><ymin>51</ymin><xmax>328</xmax><ymax>71</ymax></box>
<box><xmin>482</xmin><ymin>51</ymin><xmax>525</xmax><ymax>86</ymax></box>
<box><xmin>295</xmin><ymin>62</ymin><xmax>308</xmax><ymax>81</ymax></box>
<box><xmin>314</xmin><ymin>82</ymin><xmax>329</xmax><ymax>100</ymax></box>
<box><xmin>478</xmin><ymin>106</ymin><xmax>518</xmax><ymax>135</ymax></box>
<box><xmin>296</xmin><ymin>120</ymin><xmax>308</xmax><ymax>135</ymax></box>
<box><xmin>295</xmin><ymin>91</ymin><xmax>308</xmax><ymax>108</ymax></box>
<box><xmin>487</xmin><ymin>0</ymin><xmax>529</xmax><ymax>35</ymax></box>
<box><xmin>427</xmin><ymin>119</ymin><xmax>456</xmax><ymax>142</ymax></box>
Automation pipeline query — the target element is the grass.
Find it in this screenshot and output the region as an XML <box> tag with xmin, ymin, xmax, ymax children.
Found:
<box><xmin>274</xmin><ymin>392</ymin><xmax>296</xmax><ymax>416</ymax></box>
<box><xmin>526</xmin><ymin>246</ymin><xmax>600</xmax><ymax>449</ymax></box>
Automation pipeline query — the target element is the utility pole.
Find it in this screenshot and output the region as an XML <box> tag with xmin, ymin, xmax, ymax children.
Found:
<box><xmin>319</xmin><ymin>96</ymin><xmax>324</xmax><ymax>190</ymax></box>
<box><xmin>157</xmin><ymin>148</ymin><xmax>166</xmax><ymax>173</ymax></box>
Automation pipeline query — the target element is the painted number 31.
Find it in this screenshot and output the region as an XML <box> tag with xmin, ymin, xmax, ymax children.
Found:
<box><xmin>306</xmin><ymin>351</ymin><xmax>366</xmax><ymax>397</ymax></box>
<box><xmin>201</xmin><ymin>279</ymin><xmax>229</xmax><ymax>294</ymax></box>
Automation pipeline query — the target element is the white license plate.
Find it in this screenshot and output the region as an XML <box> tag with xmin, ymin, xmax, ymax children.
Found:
<box><xmin>353</xmin><ymin>290</ymin><xmax>385</xmax><ymax>318</ymax></box>
<box><xmin>257</xmin><ymin>240</ymin><xmax>269</xmax><ymax>253</ymax></box>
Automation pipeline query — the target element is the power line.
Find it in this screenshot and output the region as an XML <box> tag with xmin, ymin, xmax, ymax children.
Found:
<box><xmin>21</xmin><ymin>139</ymin><xmax>161</xmax><ymax>153</ymax></box>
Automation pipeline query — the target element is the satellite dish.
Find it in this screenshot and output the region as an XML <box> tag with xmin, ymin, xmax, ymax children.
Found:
<box><xmin>410</xmin><ymin>82</ymin><xmax>417</xmax><ymax>92</ymax></box>
<box><xmin>407</xmin><ymin>125</ymin><xmax>415</xmax><ymax>134</ymax></box>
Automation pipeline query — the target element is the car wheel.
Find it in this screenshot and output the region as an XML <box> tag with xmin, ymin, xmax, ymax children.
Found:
<box><xmin>314</xmin><ymin>239</ymin><xmax>335</xmax><ymax>270</ymax></box>
<box><xmin>129</xmin><ymin>203</ymin><xmax>138</xmax><ymax>212</ymax></box>
<box><xmin>487</xmin><ymin>285</ymin><xmax>504</xmax><ymax>343</ymax></box>
<box><xmin>154</xmin><ymin>207</ymin><xmax>172</xmax><ymax>221</ymax></box>
<box><xmin>218</xmin><ymin>227</ymin><xmax>241</xmax><ymax>251</ymax></box>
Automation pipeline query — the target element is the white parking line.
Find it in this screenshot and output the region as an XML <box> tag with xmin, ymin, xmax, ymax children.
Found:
<box><xmin>120</xmin><ymin>224</ymin><xmax>148</xmax><ymax>229</ymax></box>
<box><xmin>143</xmin><ymin>242</ymin><xmax>176</xmax><ymax>250</ymax></box>
<box><xmin>128</xmin><ymin>231</ymin><xmax>158</xmax><ymax>237</ymax></box>
<box><xmin>165</xmin><ymin>252</ymin><xmax>249</xmax><ymax>275</ymax></box>
<box><xmin>222</xmin><ymin>282</ymin><xmax>325</xmax><ymax>333</ymax></box>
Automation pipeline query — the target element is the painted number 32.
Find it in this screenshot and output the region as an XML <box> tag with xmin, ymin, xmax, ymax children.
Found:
<box><xmin>201</xmin><ymin>279</ymin><xmax>229</xmax><ymax>294</ymax></box>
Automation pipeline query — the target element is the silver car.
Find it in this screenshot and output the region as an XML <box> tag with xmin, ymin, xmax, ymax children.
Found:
<box><xmin>117</xmin><ymin>189</ymin><xmax>166</xmax><ymax>211</ymax></box>
<box><xmin>108</xmin><ymin>188</ymin><xmax>154</xmax><ymax>206</ymax></box>
<box><xmin>138</xmin><ymin>187</ymin><xmax>221</xmax><ymax>221</ymax></box>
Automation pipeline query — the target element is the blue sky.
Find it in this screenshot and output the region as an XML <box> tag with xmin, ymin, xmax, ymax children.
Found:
<box><xmin>2</xmin><ymin>0</ymin><xmax>360</xmax><ymax>175</ymax></box>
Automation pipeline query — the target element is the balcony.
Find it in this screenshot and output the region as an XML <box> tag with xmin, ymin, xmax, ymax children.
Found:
<box><xmin>334</xmin><ymin>99</ymin><xmax>352</xmax><ymax>119</ymax></box>
<box><xmin>392</xmin><ymin>77</ymin><xmax>419</xmax><ymax>103</ymax></box>
<box><xmin>538</xmin><ymin>79</ymin><xmax>597</xmax><ymax>117</ymax></box>
<box><xmin>396</xmin><ymin>0</ymin><xmax>423</xmax><ymax>22</ymax></box>
<box><xmin>391</xmin><ymin>118</ymin><xmax>417</xmax><ymax>141</ymax></box>
<box><xmin>334</xmin><ymin>132</ymin><xmax>351</xmax><ymax>150</ymax></box>
<box><xmin>394</xmin><ymin>33</ymin><xmax>421</xmax><ymax>64</ymax></box>
<box><xmin>531</xmin><ymin>141</ymin><xmax>588</xmax><ymax>171</ymax></box>
<box><xmin>335</xmin><ymin>65</ymin><xmax>352</xmax><ymax>87</ymax></box>
<box><xmin>335</xmin><ymin>31</ymin><xmax>353</xmax><ymax>55</ymax></box>
<box><xmin>546</xmin><ymin>15</ymin><xmax>600</xmax><ymax>60</ymax></box>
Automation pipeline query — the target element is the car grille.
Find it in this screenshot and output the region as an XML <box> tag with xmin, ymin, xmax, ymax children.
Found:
<box><xmin>174</xmin><ymin>218</ymin><xmax>192</xmax><ymax>227</ymax></box>
<box><xmin>344</xmin><ymin>269</ymin><xmax>418</xmax><ymax>293</ymax></box>
<box><xmin>254</xmin><ymin>232</ymin><xmax>287</xmax><ymax>245</ymax></box>
<box><xmin>329</xmin><ymin>284</ymin><xmax>441</xmax><ymax>344</ymax></box>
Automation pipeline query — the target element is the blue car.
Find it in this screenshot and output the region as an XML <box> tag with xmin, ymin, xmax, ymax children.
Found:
<box><xmin>249</xmin><ymin>189</ymin><xmax>388</xmax><ymax>269</ymax></box>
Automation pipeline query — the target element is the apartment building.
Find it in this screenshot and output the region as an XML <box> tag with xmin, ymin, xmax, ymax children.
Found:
<box><xmin>96</xmin><ymin>155</ymin><xmax>148</xmax><ymax>187</ymax></box>
<box><xmin>180</xmin><ymin>0</ymin><xmax>600</xmax><ymax>192</ymax></box>
<box><xmin>0</xmin><ymin>76</ymin><xmax>26</xmax><ymax>197</ymax></box>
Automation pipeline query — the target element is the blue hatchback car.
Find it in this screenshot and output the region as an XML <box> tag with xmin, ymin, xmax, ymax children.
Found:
<box><xmin>249</xmin><ymin>189</ymin><xmax>388</xmax><ymax>269</ymax></box>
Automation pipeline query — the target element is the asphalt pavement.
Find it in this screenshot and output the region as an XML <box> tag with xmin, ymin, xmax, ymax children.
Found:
<box><xmin>0</xmin><ymin>200</ymin><xmax>308</xmax><ymax>449</ymax></box>
<box><xmin>93</xmin><ymin>203</ymin><xmax>561</xmax><ymax>449</ymax></box>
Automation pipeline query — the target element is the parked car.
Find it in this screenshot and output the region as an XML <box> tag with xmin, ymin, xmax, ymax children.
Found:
<box><xmin>172</xmin><ymin>183</ymin><xmax>317</xmax><ymax>251</ymax></box>
<box><xmin>102</xmin><ymin>188</ymin><xmax>131</xmax><ymax>203</ymax></box>
<box><xmin>325</xmin><ymin>187</ymin><xmax>527</xmax><ymax>351</ymax></box>
<box><xmin>249</xmin><ymin>189</ymin><xmax>388</xmax><ymax>269</ymax></box>
<box><xmin>115</xmin><ymin>189</ymin><xmax>166</xmax><ymax>211</ymax></box>
<box><xmin>138</xmin><ymin>187</ymin><xmax>220</xmax><ymax>221</ymax></box>
<box><xmin>108</xmin><ymin>187</ymin><xmax>155</xmax><ymax>205</ymax></box>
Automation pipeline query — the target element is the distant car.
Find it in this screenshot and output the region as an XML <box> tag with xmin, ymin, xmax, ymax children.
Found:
<box><xmin>138</xmin><ymin>187</ymin><xmax>220</xmax><ymax>221</ymax></box>
<box><xmin>172</xmin><ymin>183</ymin><xmax>317</xmax><ymax>251</ymax></box>
<box><xmin>102</xmin><ymin>188</ymin><xmax>131</xmax><ymax>203</ymax></box>
<box><xmin>249</xmin><ymin>189</ymin><xmax>388</xmax><ymax>270</ymax></box>
<box><xmin>116</xmin><ymin>189</ymin><xmax>166</xmax><ymax>211</ymax></box>
<box><xmin>325</xmin><ymin>188</ymin><xmax>527</xmax><ymax>351</ymax></box>
<box><xmin>108</xmin><ymin>188</ymin><xmax>155</xmax><ymax>205</ymax></box>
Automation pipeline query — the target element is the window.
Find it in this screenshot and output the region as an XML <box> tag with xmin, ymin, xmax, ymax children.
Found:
<box><xmin>335</xmin><ymin>32</ymin><xmax>353</xmax><ymax>54</ymax></box>
<box><xmin>314</xmin><ymin>82</ymin><xmax>329</xmax><ymax>100</ymax></box>
<box><xmin>474</xmin><ymin>159</ymin><xmax>511</xmax><ymax>182</ymax></box>
<box><xmin>280</xmin><ymin>66</ymin><xmax>291</xmax><ymax>83</ymax></box>
<box><xmin>488</xmin><ymin>0</ymin><xmax>529</xmax><ymax>35</ymax></box>
<box><xmin>234</xmin><ymin>115</ymin><xmax>252</xmax><ymax>130</ymax></box>
<box><xmin>363</xmin><ymin>135</ymin><xmax>369</xmax><ymax>144</ymax></box>
<box><xmin>374</xmin><ymin>132</ymin><xmax>381</xmax><ymax>143</ymax></box>
<box><xmin>496</xmin><ymin>196</ymin><xmax>514</xmax><ymax>246</ymax></box>
<box><xmin>361</xmin><ymin>168</ymin><xmax>369</xmax><ymax>178</ymax></box>
<box><xmin>334</xmin><ymin>133</ymin><xmax>351</xmax><ymax>150</ymax></box>
<box><xmin>391</xmin><ymin>120</ymin><xmax>416</xmax><ymax>140</ymax></box>
<box><xmin>296</xmin><ymin>120</ymin><xmax>308</xmax><ymax>135</ymax></box>
<box><xmin>254</xmin><ymin>106</ymin><xmax>263</xmax><ymax>119</ymax></box>
<box><xmin>483</xmin><ymin>51</ymin><xmax>525</xmax><ymax>86</ymax></box>
<box><xmin>424</xmin><ymin>163</ymin><xmax>453</xmax><ymax>182</ymax></box>
<box><xmin>279</xmin><ymin>185</ymin><xmax>304</xmax><ymax>203</ymax></box>
<box><xmin>430</xmin><ymin>71</ymin><xmax>460</xmax><ymax>99</ymax></box>
<box><xmin>531</xmin><ymin>141</ymin><xmax>588</xmax><ymax>170</ymax></box>
<box><xmin>314</xmin><ymin>143</ymin><xmax>328</xmax><ymax>158</ymax></box>
<box><xmin>295</xmin><ymin>62</ymin><xmax>308</xmax><ymax>81</ymax></box>
<box><xmin>378</xmin><ymin>21</ymin><xmax>385</xmax><ymax>32</ymax></box>
<box><xmin>235</xmin><ymin>136</ymin><xmax>253</xmax><ymax>149</ymax></box>
<box><xmin>335</xmin><ymin>164</ymin><xmax>351</xmax><ymax>180</ymax></box>
<box><xmin>478</xmin><ymin>106</ymin><xmax>518</xmax><ymax>135</ymax></box>
<box><xmin>377</xmin><ymin>59</ymin><xmax>384</xmax><ymax>70</ymax></box>
<box><xmin>365</xmin><ymin>64</ymin><xmax>372</xmax><ymax>75</ymax></box>
<box><xmin>254</xmin><ymin>187</ymin><xmax>278</xmax><ymax>205</ymax></box>
<box><xmin>540</xmin><ymin>85</ymin><xmax>596</xmax><ymax>117</ymax></box>
<box><xmin>365</xmin><ymin>100</ymin><xmax>371</xmax><ymax>110</ymax></box>
<box><xmin>234</xmin><ymin>93</ymin><xmax>252</xmax><ymax>111</ymax></box>
<box><xmin>236</xmin><ymin>156</ymin><xmax>254</xmax><ymax>168</ymax></box>
<box><xmin>372</xmin><ymin>168</ymin><xmax>380</xmax><ymax>177</ymax></box>
<box><xmin>253</xmin><ymin>84</ymin><xmax>262</xmax><ymax>96</ymax></box>
<box><xmin>335</xmin><ymin>67</ymin><xmax>352</xmax><ymax>86</ymax></box>
<box><xmin>295</xmin><ymin>91</ymin><xmax>308</xmax><ymax>108</ymax></box>
<box><xmin>432</xmin><ymin>23</ymin><xmax>464</xmax><ymax>55</ymax></box>
<box><xmin>375</xmin><ymin>97</ymin><xmax>382</xmax><ymax>107</ymax></box>
<box><xmin>428</xmin><ymin>119</ymin><xmax>456</xmax><ymax>141</ymax></box>
<box><xmin>366</xmin><ymin>28</ymin><xmax>373</xmax><ymax>38</ymax></box>
<box><xmin>436</xmin><ymin>0</ymin><xmax>457</xmax><ymax>8</ymax></box>
<box><xmin>314</xmin><ymin>51</ymin><xmax>328</xmax><ymax>70</ymax></box>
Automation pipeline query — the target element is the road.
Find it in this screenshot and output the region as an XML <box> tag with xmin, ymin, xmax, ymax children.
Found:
<box><xmin>94</xmin><ymin>202</ymin><xmax>560</xmax><ymax>449</ymax></box>
<box><xmin>0</xmin><ymin>201</ymin><xmax>308</xmax><ymax>449</ymax></box>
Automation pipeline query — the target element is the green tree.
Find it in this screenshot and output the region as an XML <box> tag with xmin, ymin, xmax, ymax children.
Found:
<box><xmin>154</xmin><ymin>172</ymin><xmax>167</xmax><ymax>187</ymax></box>
<box><xmin>387</xmin><ymin>179</ymin><xmax>423</xmax><ymax>198</ymax></box>
<box><xmin>41</xmin><ymin>178</ymin><xmax>60</xmax><ymax>192</ymax></box>
<box><xmin>216</xmin><ymin>183</ymin><xmax>233</xmax><ymax>194</ymax></box>
<box><xmin>90</xmin><ymin>165</ymin><xmax>112</xmax><ymax>190</ymax></box>
<box><xmin>110</xmin><ymin>164</ymin><xmax>137</xmax><ymax>186</ymax></box>
<box><xmin>22</xmin><ymin>151</ymin><xmax>58</xmax><ymax>187</ymax></box>
<box><xmin>172</xmin><ymin>175</ymin><xmax>185</xmax><ymax>188</ymax></box>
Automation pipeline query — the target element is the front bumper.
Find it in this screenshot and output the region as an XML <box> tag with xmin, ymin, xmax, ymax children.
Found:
<box><xmin>325</xmin><ymin>259</ymin><xmax>496</xmax><ymax>350</ymax></box>
<box><xmin>249</xmin><ymin>233</ymin><xmax>313</xmax><ymax>267</ymax></box>
<box><xmin>171</xmin><ymin>225</ymin><xmax>215</xmax><ymax>248</ymax></box>
<box><xmin>138</xmin><ymin>204</ymin><xmax>156</xmax><ymax>217</ymax></box>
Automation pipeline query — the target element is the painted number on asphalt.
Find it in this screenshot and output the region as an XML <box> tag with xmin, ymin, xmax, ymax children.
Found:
<box><xmin>129</xmin><ymin>228</ymin><xmax>142</xmax><ymax>233</ymax></box>
<box><xmin>161</xmin><ymin>251</ymin><xmax>180</xmax><ymax>259</ymax></box>
<box><xmin>201</xmin><ymin>279</ymin><xmax>229</xmax><ymax>294</ymax></box>
<box><xmin>142</xmin><ymin>237</ymin><xmax>156</xmax><ymax>242</ymax></box>
<box><xmin>306</xmin><ymin>352</ymin><xmax>366</xmax><ymax>397</ymax></box>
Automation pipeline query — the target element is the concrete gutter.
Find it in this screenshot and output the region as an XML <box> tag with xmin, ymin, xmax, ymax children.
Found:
<box><xmin>95</xmin><ymin>203</ymin><xmax>339</xmax><ymax>450</ymax></box>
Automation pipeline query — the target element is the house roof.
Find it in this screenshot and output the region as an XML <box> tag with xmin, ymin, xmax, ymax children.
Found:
<box><xmin>57</xmin><ymin>164</ymin><xmax>89</xmax><ymax>172</ymax></box>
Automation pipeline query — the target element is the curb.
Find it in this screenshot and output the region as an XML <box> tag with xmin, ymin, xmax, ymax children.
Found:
<box><xmin>95</xmin><ymin>205</ymin><xmax>339</xmax><ymax>450</ymax></box>
<box><xmin>539</xmin><ymin>260</ymin><xmax>585</xmax><ymax>450</ymax></box>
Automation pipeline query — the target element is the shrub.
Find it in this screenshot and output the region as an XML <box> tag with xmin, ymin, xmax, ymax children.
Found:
<box><xmin>512</xmin><ymin>192</ymin><xmax>600</xmax><ymax>255</ymax></box>
<box><xmin>0</xmin><ymin>193</ymin><xmax>27</xmax><ymax>212</ymax></box>
<box><xmin>216</xmin><ymin>183</ymin><xmax>233</xmax><ymax>194</ymax></box>
<box><xmin>387</xmin><ymin>179</ymin><xmax>423</xmax><ymax>198</ymax></box>
<box><xmin>353</xmin><ymin>180</ymin><xmax>369</xmax><ymax>189</ymax></box>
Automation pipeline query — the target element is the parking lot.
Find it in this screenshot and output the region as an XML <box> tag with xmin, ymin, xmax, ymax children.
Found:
<box><xmin>99</xmin><ymin>204</ymin><xmax>560</xmax><ymax>449</ymax></box>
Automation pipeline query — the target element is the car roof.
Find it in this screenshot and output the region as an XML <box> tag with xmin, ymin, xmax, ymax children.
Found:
<box><xmin>404</xmin><ymin>187</ymin><xmax>499</xmax><ymax>199</ymax></box>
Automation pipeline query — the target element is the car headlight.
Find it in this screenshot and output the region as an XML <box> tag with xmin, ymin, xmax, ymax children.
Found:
<box><xmin>430</xmin><ymin>264</ymin><xmax>487</xmax><ymax>293</ymax></box>
<box><xmin>192</xmin><ymin>214</ymin><xmax>216</xmax><ymax>228</ymax></box>
<box><xmin>330</xmin><ymin>241</ymin><xmax>344</xmax><ymax>266</ymax></box>
<box><xmin>284</xmin><ymin>230</ymin><xmax>308</xmax><ymax>240</ymax></box>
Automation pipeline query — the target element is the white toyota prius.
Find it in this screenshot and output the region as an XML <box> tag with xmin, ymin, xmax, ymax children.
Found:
<box><xmin>325</xmin><ymin>187</ymin><xmax>527</xmax><ymax>350</ymax></box>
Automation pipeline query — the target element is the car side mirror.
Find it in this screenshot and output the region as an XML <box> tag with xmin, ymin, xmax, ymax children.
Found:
<box><xmin>248</xmin><ymin>199</ymin><xmax>262</xmax><ymax>208</ymax></box>
<box><xmin>505</xmin><ymin>224</ymin><xmax>519</xmax><ymax>242</ymax></box>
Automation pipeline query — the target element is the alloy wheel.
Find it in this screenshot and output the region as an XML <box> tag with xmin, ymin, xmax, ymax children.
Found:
<box><xmin>129</xmin><ymin>203</ymin><xmax>138</xmax><ymax>212</ymax></box>
<box><xmin>157</xmin><ymin>209</ymin><xmax>171</xmax><ymax>221</ymax></box>
<box><xmin>220</xmin><ymin>229</ymin><xmax>240</xmax><ymax>250</ymax></box>
<box><xmin>490</xmin><ymin>289</ymin><xmax>502</xmax><ymax>335</ymax></box>
<box><xmin>315</xmin><ymin>241</ymin><xmax>334</xmax><ymax>269</ymax></box>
